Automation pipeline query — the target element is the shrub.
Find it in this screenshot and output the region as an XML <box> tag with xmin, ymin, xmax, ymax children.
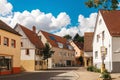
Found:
<box><xmin>87</xmin><ymin>66</ymin><xmax>95</xmax><ymax>72</ymax></box>
<box><xmin>87</xmin><ymin>66</ymin><xmax>101</xmax><ymax>73</ymax></box>
<box><xmin>100</xmin><ymin>71</ymin><xmax>111</xmax><ymax>79</ymax></box>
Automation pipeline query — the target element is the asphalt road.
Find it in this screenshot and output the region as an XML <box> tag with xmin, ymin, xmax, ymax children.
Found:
<box><xmin>0</xmin><ymin>67</ymin><xmax>79</xmax><ymax>80</ymax></box>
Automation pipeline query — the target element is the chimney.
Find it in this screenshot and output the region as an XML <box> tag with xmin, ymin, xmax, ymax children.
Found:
<box><xmin>32</xmin><ymin>26</ymin><xmax>36</xmax><ymax>33</ymax></box>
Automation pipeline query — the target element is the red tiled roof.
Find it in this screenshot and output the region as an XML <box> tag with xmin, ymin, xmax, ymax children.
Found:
<box><xmin>40</xmin><ymin>30</ymin><xmax>69</xmax><ymax>49</ymax></box>
<box><xmin>100</xmin><ymin>10</ymin><xmax>120</xmax><ymax>37</ymax></box>
<box><xmin>84</xmin><ymin>32</ymin><xmax>94</xmax><ymax>52</ymax></box>
<box><xmin>18</xmin><ymin>24</ymin><xmax>44</xmax><ymax>49</ymax></box>
<box><xmin>0</xmin><ymin>20</ymin><xmax>21</xmax><ymax>36</ymax></box>
<box><xmin>73</xmin><ymin>41</ymin><xmax>84</xmax><ymax>50</ymax></box>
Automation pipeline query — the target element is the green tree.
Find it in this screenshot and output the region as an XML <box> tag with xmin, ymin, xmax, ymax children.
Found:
<box><xmin>85</xmin><ymin>0</ymin><xmax>119</xmax><ymax>10</ymax></box>
<box><xmin>43</xmin><ymin>43</ymin><xmax>54</xmax><ymax>68</ymax></box>
<box><xmin>73</xmin><ymin>33</ymin><xmax>84</xmax><ymax>43</ymax></box>
<box><xmin>79</xmin><ymin>56</ymin><xmax>84</xmax><ymax>66</ymax></box>
<box><xmin>63</xmin><ymin>34</ymin><xmax>72</xmax><ymax>40</ymax></box>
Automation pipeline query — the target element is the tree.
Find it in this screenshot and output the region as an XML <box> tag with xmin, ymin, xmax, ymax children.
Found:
<box><xmin>85</xmin><ymin>0</ymin><xmax>119</xmax><ymax>10</ymax></box>
<box><xmin>73</xmin><ymin>33</ymin><xmax>84</xmax><ymax>43</ymax></box>
<box><xmin>42</xmin><ymin>43</ymin><xmax>54</xmax><ymax>68</ymax></box>
<box><xmin>63</xmin><ymin>34</ymin><xmax>72</xmax><ymax>40</ymax></box>
<box><xmin>79</xmin><ymin>56</ymin><xmax>84</xmax><ymax>66</ymax></box>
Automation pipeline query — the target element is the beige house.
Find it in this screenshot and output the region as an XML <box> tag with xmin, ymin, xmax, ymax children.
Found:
<box><xmin>84</xmin><ymin>32</ymin><xmax>94</xmax><ymax>67</ymax></box>
<box><xmin>0</xmin><ymin>20</ymin><xmax>21</xmax><ymax>75</ymax></box>
<box><xmin>38</xmin><ymin>30</ymin><xmax>75</xmax><ymax>68</ymax></box>
<box><xmin>70</xmin><ymin>41</ymin><xmax>84</xmax><ymax>66</ymax></box>
<box><xmin>15</xmin><ymin>24</ymin><xmax>44</xmax><ymax>71</ymax></box>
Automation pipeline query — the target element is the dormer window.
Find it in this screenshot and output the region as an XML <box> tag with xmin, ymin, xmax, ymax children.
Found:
<box><xmin>57</xmin><ymin>42</ymin><xmax>63</xmax><ymax>48</ymax></box>
<box><xmin>68</xmin><ymin>45</ymin><xmax>73</xmax><ymax>50</ymax></box>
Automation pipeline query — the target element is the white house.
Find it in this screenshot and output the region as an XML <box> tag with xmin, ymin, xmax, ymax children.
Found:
<box><xmin>93</xmin><ymin>10</ymin><xmax>120</xmax><ymax>73</ymax></box>
<box><xmin>14</xmin><ymin>24</ymin><xmax>44</xmax><ymax>71</ymax></box>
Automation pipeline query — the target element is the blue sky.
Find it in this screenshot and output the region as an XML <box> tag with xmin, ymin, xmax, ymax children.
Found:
<box><xmin>8</xmin><ymin>0</ymin><xmax>98</xmax><ymax>25</ymax></box>
<box><xmin>1</xmin><ymin>0</ymin><xmax>118</xmax><ymax>37</ymax></box>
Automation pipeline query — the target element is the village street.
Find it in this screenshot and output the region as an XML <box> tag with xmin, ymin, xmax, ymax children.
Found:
<box><xmin>0</xmin><ymin>67</ymin><xmax>80</xmax><ymax>80</ymax></box>
<box><xmin>0</xmin><ymin>67</ymin><xmax>120</xmax><ymax>80</ymax></box>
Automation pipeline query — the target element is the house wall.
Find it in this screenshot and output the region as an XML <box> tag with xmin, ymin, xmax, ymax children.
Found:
<box><xmin>15</xmin><ymin>26</ymin><xmax>37</xmax><ymax>71</ymax></box>
<box><xmin>0</xmin><ymin>29</ymin><xmax>21</xmax><ymax>74</ymax></box>
<box><xmin>52</xmin><ymin>47</ymin><xmax>75</xmax><ymax>67</ymax></box>
<box><xmin>70</xmin><ymin>41</ymin><xmax>83</xmax><ymax>57</ymax></box>
<box><xmin>112</xmin><ymin>37</ymin><xmax>120</xmax><ymax>72</ymax></box>
<box><xmin>93</xmin><ymin>12</ymin><xmax>112</xmax><ymax>72</ymax></box>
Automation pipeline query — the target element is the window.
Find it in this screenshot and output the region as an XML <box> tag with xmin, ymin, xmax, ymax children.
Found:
<box><xmin>95</xmin><ymin>51</ymin><xmax>98</xmax><ymax>59</ymax></box>
<box><xmin>97</xmin><ymin>35</ymin><xmax>100</xmax><ymax>42</ymax></box>
<box><xmin>68</xmin><ymin>45</ymin><xmax>73</xmax><ymax>50</ymax></box>
<box><xmin>57</xmin><ymin>42</ymin><xmax>63</xmax><ymax>48</ymax></box>
<box><xmin>0</xmin><ymin>56</ymin><xmax>12</xmax><ymax>71</ymax></box>
<box><xmin>102</xmin><ymin>31</ymin><xmax>105</xmax><ymax>40</ymax></box>
<box><xmin>99</xmin><ymin>19</ymin><xmax>102</xmax><ymax>25</ymax></box>
<box><xmin>3</xmin><ymin>37</ymin><xmax>9</xmax><ymax>46</ymax></box>
<box><xmin>26</xmin><ymin>49</ymin><xmax>29</xmax><ymax>55</ymax></box>
<box><xmin>49</xmin><ymin>36</ymin><xmax>56</xmax><ymax>40</ymax></box>
<box><xmin>11</xmin><ymin>39</ymin><xmax>16</xmax><ymax>48</ymax></box>
<box><xmin>21</xmin><ymin>42</ymin><xmax>23</xmax><ymax>47</ymax></box>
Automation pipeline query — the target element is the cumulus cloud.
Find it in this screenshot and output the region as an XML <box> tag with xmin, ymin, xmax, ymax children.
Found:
<box><xmin>78</xmin><ymin>13</ymin><xmax>97</xmax><ymax>35</ymax></box>
<box><xmin>0</xmin><ymin>7</ymin><xmax>70</xmax><ymax>32</ymax></box>
<box><xmin>0</xmin><ymin>0</ymin><xmax>13</xmax><ymax>16</ymax></box>
<box><xmin>0</xmin><ymin>0</ymin><xmax>97</xmax><ymax>37</ymax></box>
<box><xmin>54</xmin><ymin>13</ymin><xmax>97</xmax><ymax>37</ymax></box>
<box><xmin>54</xmin><ymin>27</ymin><xmax>80</xmax><ymax>38</ymax></box>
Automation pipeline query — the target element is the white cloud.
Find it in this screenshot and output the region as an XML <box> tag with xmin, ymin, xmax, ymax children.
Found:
<box><xmin>78</xmin><ymin>13</ymin><xmax>97</xmax><ymax>35</ymax></box>
<box><xmin>54</xmin><ymin>13</ymin><xmax>97</xmax><ymax>37</ymax></box>
<box><xmin>50</xmin><ymin>12</ymin><xmax>70</xmax><ymax>28</ymax></box>
<box><xmin>0</xmin><ymin>5</ymin><xmax>70</xmax><ymax>31</ymax></box>
<box><xmin>54</xmin><ymin>27</ymin><xmax>79</xmax><ymax>38</ymax></box>
<box><xmin>0</xmin><ymin>0</ymin><xmax>97</xmax><ymax>37</ymax></box>
<box><xmin>0</xmin><ymin>0</ymin><xmax>13</xmax><ymax>16</ymax></box>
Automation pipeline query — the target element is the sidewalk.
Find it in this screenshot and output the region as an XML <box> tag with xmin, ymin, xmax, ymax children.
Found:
<box><xmin>74</xmin><ymin>67</ymin><xmax>120</xmax><ymax>80</ymax></box>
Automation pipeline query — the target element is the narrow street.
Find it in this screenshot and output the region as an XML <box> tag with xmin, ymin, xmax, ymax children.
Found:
<box><xmin>0</xmin><ymin>67</ymin><xmax>80</xmax><ymax>80</ymax></box>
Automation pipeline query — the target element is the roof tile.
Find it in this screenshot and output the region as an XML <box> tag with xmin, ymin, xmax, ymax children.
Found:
<box><xmin>18</xmin><ymin>24</ymin><xmax>44</xmax><ymax>49</ymax></box>
<box><xmin>100</xmin><ymin>10</ymin><xmax>120</xmax><ymax>37</ymax></box>
<box><xmin>0</xmin><ymin>20</ymin><xmax>21</xmax><ymax>36</ymax></box>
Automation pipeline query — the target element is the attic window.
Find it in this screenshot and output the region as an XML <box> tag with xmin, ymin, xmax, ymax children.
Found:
<box><xmin>49</xmin><ymin>36</ymin><xmax>55</xmax><ymax>40</ymax></box>
<box><xmin>57</xmin><ymin>42</ymin><xmax>63</xmax><ymax>48</ymax></box>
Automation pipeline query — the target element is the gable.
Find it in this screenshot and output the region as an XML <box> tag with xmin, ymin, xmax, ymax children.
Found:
<box><xmin>93</xmin><ymin>10</ymin><xmax>111</xmax><ymax>45</ymax></box>
<box><xmin>100</xmin><ymin>10</ymin><xmax>120</xmax><ymax>37</ymax></box>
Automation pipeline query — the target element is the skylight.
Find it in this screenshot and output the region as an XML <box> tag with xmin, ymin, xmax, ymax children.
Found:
<box><xmin>49</xmin><ymin>36</ymin><xmax>55</xmax><ymax>40</ymax></box>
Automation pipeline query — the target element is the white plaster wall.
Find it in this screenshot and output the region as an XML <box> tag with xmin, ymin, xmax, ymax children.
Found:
<box><xmin>93</xmin><ymin>12</ymin><xmax>112</xmax><ymax>72</ymax></box>
<box><xmin>84</xmin><ymin>52</ymin><xmax>92</xmax><ymax>57</ymax></box>
<box><xmin>112</xmin><ymin>37</ymin><xmax>120</xmax><ymax>61</ymax></box>
<box><xmin>21</xmin><ymin>49</ymin><xmax>35</xmax><ymax>60</ymax></box>
<box><xmin>15</xmin><ymin>25</ymin><xmax>35</xmax><ymax>49</ymax></box>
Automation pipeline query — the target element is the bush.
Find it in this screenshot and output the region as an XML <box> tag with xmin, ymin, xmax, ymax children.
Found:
<box><xmin>87</xmin><ymin>66</ymin><xmax>95</xmax><ymax>72</ymax></box>
<box><xmin>87</xmin><ymin>66</ymin><xmax>101</xmax><ymax>73</ymax></box>
<box><xmin>100</xmin><ymin>71</ymin><xmax>111</xmax><ymax>79</ymax></box>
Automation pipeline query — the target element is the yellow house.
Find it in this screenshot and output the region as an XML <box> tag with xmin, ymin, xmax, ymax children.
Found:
<box><xmin>70</xmin><ymin>41</ymin><xmax>84</xmax><ymax>66</ymax></box>
<box><xmin>38</xmin><ymin>30</ymin><xmax>75</xmax><ymax>68</ymax></box>
<box><xmin>0</xmin><ymin>20</ymin><xmax>21</xmax><ymax>75</ymax></box>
